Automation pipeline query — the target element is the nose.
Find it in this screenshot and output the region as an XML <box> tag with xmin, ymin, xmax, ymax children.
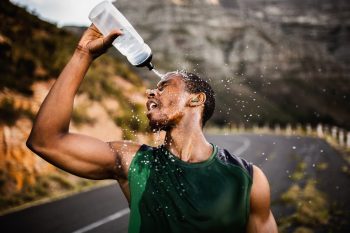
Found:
<box><xmin>146</xmin><ymin>89</ymin><xmax>156</xmax><ymax>98</ymax></box>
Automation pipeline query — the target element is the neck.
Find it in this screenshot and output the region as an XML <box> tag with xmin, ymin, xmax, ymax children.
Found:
<box><xmin>163</xmin><ymin>116</ymin><xmax>213</xmax><ymax>163</ymax></box>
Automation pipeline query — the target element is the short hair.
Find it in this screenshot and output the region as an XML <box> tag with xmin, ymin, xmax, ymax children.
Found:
<box><xmin>177</xmin><ymin>71</ymin><xmax>215</xmax><ymax>127</ymax></box>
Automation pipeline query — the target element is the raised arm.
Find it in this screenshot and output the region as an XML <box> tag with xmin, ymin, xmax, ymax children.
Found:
<box><xmin>26</xmin><ymin>25</ymin><xmax>140</xmax><ymax>180</ymax></box>
<box><xmin>247</xmin><ymin>165</ymin><xmax>278</xmax><ymax>233</ymax></box>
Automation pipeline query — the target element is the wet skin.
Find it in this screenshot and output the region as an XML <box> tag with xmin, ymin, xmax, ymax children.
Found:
<box><xmin>26</xmin><ymin>24</ymin><xmax>277</xmax><ymax>233</ymax></box>
<box><xmin>146</xmin><ymin>73</ymin><xmax>190</xmax><ymax>131</ymax></box>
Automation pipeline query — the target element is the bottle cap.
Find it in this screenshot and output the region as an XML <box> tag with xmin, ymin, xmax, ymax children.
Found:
<box><xmin>135</xmin><ymin>54</ymin><xmax>153</xmax><ymax>70</ymax></box>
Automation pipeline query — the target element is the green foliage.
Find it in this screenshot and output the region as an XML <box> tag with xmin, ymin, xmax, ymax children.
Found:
<box><xmin>47</xmin><ymin>174</ymin><xmax>74</xmax><ymax>190</ymax></box>
<box><xmin>0</xmin><ymin>1</ymin><xmax>69</xmax><ymax>94</ymax></box>
<box><xmin>292</xmin><ymin>227</ymin><xmax>314</xmax><ymax>233</ymax></box>
<box><xmin>79</xmin><ymin>56</ymin><xmax>123</xmax><ymax>100</ymax></box>
<box><xmin>77</xmin><ymin>54</ymin><xmax>148</xmax><ymax>139</ymax></box>
<box><xmin>114</xmin><ymin>103</ymin><xmax>148</xmax><ymax>140</ymax></box>
<box><xmin>0</xmin><ymin>1</ymin><xmax>140</xmax><ymax>97</ymax></box>
<box><xmin>291</xmin><ymin>162</ymin><xmax>307</xmax><ymax>181</ymax></box>
<box><xmin>0</xmin><ymin>1</ymin><xmax>147</xmax><ymax>140</ymax></box>
<box><xmin>280</xmin><ymin>179</ymin><xmax>330</xmax><ymax>227</ymax></box>
<box><xmin>315</xmin><ymin>162</ymin><xmax>328</xmax><ymax>171</ymax></box>
<box><xmin>0</xmin><ymin>174</ymin><xmax>74</xmax><ymax>211</ymax></box>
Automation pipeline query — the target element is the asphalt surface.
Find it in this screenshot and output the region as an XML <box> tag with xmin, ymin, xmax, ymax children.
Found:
<box><xmin>1</xmin><ymin>134</ymin><xmax>349</xmax><ymax>233</ymax></box>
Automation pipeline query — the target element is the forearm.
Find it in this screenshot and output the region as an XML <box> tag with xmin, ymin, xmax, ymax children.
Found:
<box><xmin>27</xmin><ymin>50</ymin><xmax>93</xmax><ymax>147</ymax></box>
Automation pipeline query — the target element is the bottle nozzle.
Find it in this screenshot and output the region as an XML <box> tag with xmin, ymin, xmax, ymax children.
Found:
<box><xmin>146</xmin><ymin>62</ymin><xmax>154</xmax><ymax>70</ymax></box>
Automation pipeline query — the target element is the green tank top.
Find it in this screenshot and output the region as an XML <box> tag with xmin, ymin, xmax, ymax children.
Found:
<box><xmin>127</xmin><ymin>143</ymin><xmax>253</xmax><ymax>233</ymax></box>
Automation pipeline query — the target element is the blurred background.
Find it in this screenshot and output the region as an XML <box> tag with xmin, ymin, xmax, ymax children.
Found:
<box><xmin>0</xmin><ymin>0</ymin><xmax>349</xmax><ymax>232</ymax></box>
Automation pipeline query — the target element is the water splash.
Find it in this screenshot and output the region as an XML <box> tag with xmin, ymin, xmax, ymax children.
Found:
<box><xmin>154</xmin><ymin>129</ymin><xmax>162</xmax><ymax>145</ymax></box>
<box><xmin>152</xmin><ymin>68</ymin><xmax>164</xmax><ymax>79</ymax></box>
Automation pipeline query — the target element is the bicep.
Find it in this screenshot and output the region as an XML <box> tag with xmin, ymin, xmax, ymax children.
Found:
<box><xmin>247</xmin><ymin>165</ymin><xmax>278</xmax><ymax>233</ymax></box>
<box><xmin>32</xmin><ymin>133</ymin><xmax>118</xmax><ymax>180</ymax></box>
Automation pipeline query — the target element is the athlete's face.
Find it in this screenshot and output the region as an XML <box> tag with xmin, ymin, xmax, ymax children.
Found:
<box><xmin>146</xmin><ymin>73</ymin><xmax>191</xmax><ymax>131</ymax></box>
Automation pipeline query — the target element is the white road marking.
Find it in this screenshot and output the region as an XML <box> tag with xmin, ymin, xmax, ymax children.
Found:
<box><xmin>71</xmin><ymin>208</ymin><xmax>130</xmax><ymax>233</ymax></box>
<box><xmin>233</xmin><ymin>136</ymin><xmax>251</xmax><ymax>156</ymax></box>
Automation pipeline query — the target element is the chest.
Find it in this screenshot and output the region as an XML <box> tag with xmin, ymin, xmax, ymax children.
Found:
<box><xmin>140</xmin><ymin>163</ymin><xmax>250</xmax><ymax>226</ymax></box>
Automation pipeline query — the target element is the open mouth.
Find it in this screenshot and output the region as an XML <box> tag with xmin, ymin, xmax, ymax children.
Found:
<box><xmin>150</xmin><ymin>102</ymin><xmax>157</xmax><ymax>110</ymax></box>
<box><xmin>147</xmin><ymin>100</ymin><xmax>159</xmax><ymax>111</ymax></box>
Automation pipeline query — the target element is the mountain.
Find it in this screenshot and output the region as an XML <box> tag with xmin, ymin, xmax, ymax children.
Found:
<box><xmin>1</xmin><ymin>0</ymin><xmax>348</xmax><ymax>214</ymax></box>
<box><xmin>0</xmin><ymin>0</ymin><xmax>151</xmax><ymax>212</ymax></box>
<box><xmin>113</xmin><ymin>0</ymin><xmax>350</xmax><ymax>129</ymax></box>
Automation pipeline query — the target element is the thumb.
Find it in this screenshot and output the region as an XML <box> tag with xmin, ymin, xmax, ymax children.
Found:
<box><xmin>103</xmin><ymin>29</ymin><xmax>123</xmax><ymax>46</ymax></box>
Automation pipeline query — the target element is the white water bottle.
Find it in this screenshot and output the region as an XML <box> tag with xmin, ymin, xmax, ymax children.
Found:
<box><xmin>88</xmin><ymin>1</ymin><xmax>154</xmax><ymax>70</ymax></box>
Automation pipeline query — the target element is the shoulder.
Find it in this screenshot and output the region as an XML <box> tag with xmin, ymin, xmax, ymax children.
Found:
<box><xmin>250</xmin><ymin>165</ymin><xmax>271</xmax><ymax>214</ymax></box>
<box><xmin>247</xmin><ymin>166</ymin><xmax>278</xmax><ymax>232</ymax></box>
<box><xmin>106</xmin><ymin>141</ymin><xmax>146</xmax><ymax>180</ymax></box>
<box><xmin>251</xmin><ymin>166</ymin><xmax>270</xmax><ymax>196</ymax></box>
<box><xmin>216</xmin><ymin>146</ymin><xmax>254</xmax><ymax>178</ymax></box>
<box><xmin>107</xmin><ymin>140</ymin><xmax>144</xmax><ymax>157</ymax></box>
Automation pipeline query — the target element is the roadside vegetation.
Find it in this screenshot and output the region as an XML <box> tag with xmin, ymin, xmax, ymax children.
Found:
<box><xmin>0</xmin><ymin>1</ymin><xmax>148</xmax><ymax>214</ymax></box>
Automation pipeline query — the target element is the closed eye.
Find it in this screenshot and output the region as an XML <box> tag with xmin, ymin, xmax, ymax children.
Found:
<box><xmin>158</xmin><ymin>84</ymin><xmax>167</xmax><ymax>91</ymax></box>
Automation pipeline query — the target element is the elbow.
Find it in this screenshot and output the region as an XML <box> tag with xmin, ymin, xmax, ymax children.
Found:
<box><xmin>26</xmin><ymin>133</ymin><xmax>47</xmax><ymax>153</ymax></box>
<box><xmin>26</xmin><ymin>137</ymin><xmax>51</xmax><ymax>160</ymax></box>
<box><xmin>26</xmin><ymin>137</ymin><xmax>40</xmax><ymax>153</ymax></box>
<box><xmin>26</xmin><ymin>133</ymin><xmax>62</xmax><ymax>155</ymax></box>
<box><xmin>26</xmin><ymin>138</ymin><xmax>33</xmax><ymax>150</ymax></box>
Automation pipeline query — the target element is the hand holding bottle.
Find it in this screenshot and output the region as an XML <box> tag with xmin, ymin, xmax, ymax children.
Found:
<box><xmin>76</xmin><ymin>24</ymin><xmax>122</xmax><ymax>59</ymax></box>
<box><xmin>89</xmin><ymin>1</ymin><xmax>154</xmax><ymax>69</ymax></box>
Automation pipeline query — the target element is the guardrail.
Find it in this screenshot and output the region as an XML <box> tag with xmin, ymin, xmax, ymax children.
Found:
<box><xmin>205</xmin><ymin>123</ymin><xmax>350</xmax><ymax>150</ymax></box>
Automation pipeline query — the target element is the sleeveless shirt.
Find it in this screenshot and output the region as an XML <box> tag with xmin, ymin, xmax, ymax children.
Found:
<box><xmin>127</xmin><ymin>143</ymin><xmax>253</xmax><ymax>233</ymax></box>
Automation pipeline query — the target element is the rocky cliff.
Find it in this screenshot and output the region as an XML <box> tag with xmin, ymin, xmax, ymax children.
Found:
<box><xmin>114</xmin><ymin>0</ymin><xmax>350</xmax><ymax>128</ymax></box>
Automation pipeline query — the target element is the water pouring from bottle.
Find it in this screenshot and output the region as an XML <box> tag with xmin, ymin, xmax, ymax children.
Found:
<box><xmin>152</xmin><ymin>68</ymin><xmax>164</xmax><ymax>79</ymax></box>
<box><xmin>89</xmin><ymin>1</ymin><xmax>164</xmax><ymax>79</ymax></box>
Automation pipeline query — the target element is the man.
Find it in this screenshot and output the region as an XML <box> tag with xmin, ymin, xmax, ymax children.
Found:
<box><xmin>26</xmin><ymin>24</ymin><xmax>277</xmax><ymax>233</ymax></box>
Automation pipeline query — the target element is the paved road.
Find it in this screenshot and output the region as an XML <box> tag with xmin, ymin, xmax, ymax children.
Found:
<box><xmin>1</xmin><ymin>134</ymin><xmax>349</xmax><ymax>233</ymax></box>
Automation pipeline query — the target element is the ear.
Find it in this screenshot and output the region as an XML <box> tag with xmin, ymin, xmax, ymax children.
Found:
<box><xmin>188</xmin><ymin>92</ymin><xmax>206</xmax><ymax>107</ymax></box>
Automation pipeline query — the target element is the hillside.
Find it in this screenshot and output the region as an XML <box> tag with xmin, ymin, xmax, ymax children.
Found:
<box><xmin>113</xmin><ymin>0</ymin><xmax>350</xmax><ymax>129</ymax></box>
<box><xmin>1</xmin><ymin>0</ymin><xmax>349</xmax><ymax>213</ymax></box>
<box><xmin>0</xmin><ymin>0</ymin><xmax>150</xmax><ymax>212</ymax></box>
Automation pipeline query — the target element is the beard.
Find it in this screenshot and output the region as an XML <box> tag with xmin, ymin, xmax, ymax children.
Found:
<box><xmin>147</xmin><ymin>111</ymin><xmax>184</xmax><ymax>132</ymax></box>
<box><xmin>148</xmin><ymin>117</ymin><xmax>171</xmax><ymax>131</ymax></box>
<box><xmin>149</xmin><ymin>122</ymin><xmax>171</xmax><ymax>132</ymax></box>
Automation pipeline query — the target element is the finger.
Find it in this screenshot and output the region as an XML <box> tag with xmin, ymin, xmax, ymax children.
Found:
<box><xmin>89</xmin><ymin>24</ymin><xmax>102</xmax><ymax>35</ymax></box>
<box><xmin>103</xmin><ymin>29</ymin><xmax>123</xmax><ymax>46</ymax></box>
<box><xmin>87</xmin><ymin>37</ymin><xmax>105</xmax><ymax>53</ymax></box>
<box><xmin>89</xmin><ymin>23</ymin><xmax>98</xmax><ymax>30</ymax></box>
